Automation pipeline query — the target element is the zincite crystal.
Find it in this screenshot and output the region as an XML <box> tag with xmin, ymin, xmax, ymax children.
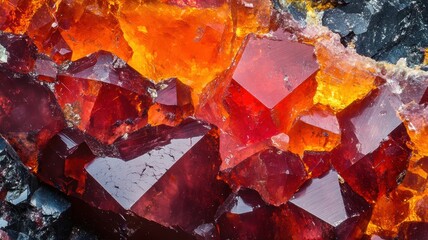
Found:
<box><xmin>0</xmin><ymin>0</ymin><xmax>427</xmax><ymax>239</ymax></box>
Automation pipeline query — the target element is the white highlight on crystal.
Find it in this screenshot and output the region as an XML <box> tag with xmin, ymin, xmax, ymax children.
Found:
<box><xmin>86</xmin><ymin>136</ymin><xmax>203</xmax><ymax>209</ymax></box>
<box><xmin>0</xmin><ymin>44</ymin><xmax>9</xmax><ymax>63</ymax></box>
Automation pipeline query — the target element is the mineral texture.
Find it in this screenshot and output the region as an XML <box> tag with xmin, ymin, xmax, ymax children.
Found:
<box><xmin>0</xmin><ymin>0</ymin><xmax>427</xmax><ymax>239</ymax></box>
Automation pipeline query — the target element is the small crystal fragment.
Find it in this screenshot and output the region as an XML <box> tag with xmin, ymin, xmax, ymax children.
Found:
<box><xmin>55</xmin><ymin>51</ymin><xmax>154</xmax><ymax>143</ymax></box>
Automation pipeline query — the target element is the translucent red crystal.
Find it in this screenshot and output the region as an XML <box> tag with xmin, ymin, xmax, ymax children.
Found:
<box><xmin>55</xmin><ymin>51</ymin><xmax>154</xmax><ymax>143</ymax></box>
<box><xmin>207</xmin><ymin>29</ymin><xmax>319</xmax><ymax>170</ymax></box>
<box><xmin>34</xmin><ymin>55</ymin><xmax>57</xmax><ymax>82</ymax></box>
<box><xmin>26</xmin><ymin>3</ymin><xmax>73</xmax><ymax>64</ymax></box>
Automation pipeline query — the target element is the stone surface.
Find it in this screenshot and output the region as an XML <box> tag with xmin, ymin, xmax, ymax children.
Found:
<box><xmin>322</xmin><ymin>0</ymin><xmax>428</xmax><ymax>66</ymax></box>
<box><xmin>0</xmin><ymin>137</ymin><xmax>37</xmax><ymax>205</ymax></box>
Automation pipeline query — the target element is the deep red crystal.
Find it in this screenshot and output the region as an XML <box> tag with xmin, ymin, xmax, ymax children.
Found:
<box><xmin>222</xmin><ymin>148</ymin><xmax>307</xmax><ymax>206</ymax></box>
<box><xmin>331</xmin><ymin>87</ymin><xmax>412</xmax><ymax>202</ymax></box>
<box><xmin>38</xmin><ymin>118</ymin><xmax>230</xmax><ymax>235</ymax></box>
<box><xmin>0</xmin><ymin>69</ymin><xmax>65</xmax><ymax>167</ymax></box>
<box><xmin>0</xmin><ymin>32</ymin><xmax>37</xmax><ymax>73</ymax></box>
<box><xmin>288</xmin><ymin>170</ymin><xmax>372</xmax><ymax>239</ymax></box>
<box><xmin>215</xmin><ymin>189</ymin><xmax>278</xmax><ymax>240</ymax></box>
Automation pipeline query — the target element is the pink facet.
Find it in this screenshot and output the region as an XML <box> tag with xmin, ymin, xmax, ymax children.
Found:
<box><xmin>232</xmin><ymin>31</ymin><xmax>318</xmax><ymax>109</ymax></box>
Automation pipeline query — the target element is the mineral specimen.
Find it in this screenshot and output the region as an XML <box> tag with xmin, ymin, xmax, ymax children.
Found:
<box><xmin>0</xmin><ymin>0</ymin><xmax>427</xmax><ymax>239</ymax></box>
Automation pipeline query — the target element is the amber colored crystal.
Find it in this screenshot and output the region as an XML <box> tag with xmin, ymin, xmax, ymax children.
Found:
<box><xmin>26</xmin><ymin>2</ymin><xmax>73</xmax><ymax>63</ymax></box>
<box><xmin>1</xmin><ymin>1</ymin><xmax>428</xmax><ymax>238</ymax></box>
<box><xmin>285</xmin><ymin>0</ymin><xmax>338</xmax><ymax>12</ymax></box>
<box><xmin>399</xmin><ymin>102</ymin><xmax>428</xmax><ymax>157</ymax></box>
<box><xmin>55</xmin><ymin>0</ymin><xmax>132</xmax><ymax>62</ymax></box>
<box><xmin>415</xmin><ymin>196</ymin><xmax>428</xmax><ymax>221</ymax></box>
<box><xmin>313</xmin><ymin>38</ymin><xmax>378</xmax><ymax>111</ymax></box>
<box><xmin>3</xmin><ymin>0</ymin><xmax>272</xmax><ymax>93</ymax></box>
<box><xmin>288</xmin><ymin>104</ymin><xmax>340</xmax><ymax>156</ymax></box>
<box><xmin>0</xmin><ymin>0</ymin><xmax>45</xmax><ymax>34</ymax></box>
<box><xmin>161</xmin><ymin>0</ymin><xmax>225</xmax><ymax>8</ymax></box>
<box><xmin>366</xmin><ymin>153</ymin><xmax>428</xmax><ymax>237</ymax></box>
<box><xmin>117</xmin><ymin>0</ymin><xmax>263</xmax><ymax>93</ymax></box>
<box><xmin>367</xmin><ymin>189</ymin><xmax>413</xmax><ymax>234</ymax></box>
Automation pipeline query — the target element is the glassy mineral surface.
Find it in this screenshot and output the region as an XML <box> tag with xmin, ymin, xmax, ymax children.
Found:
<box><xmin>0</xmin><ymin>0</ymin><xmax>427</xmax><ymax>239</ymax></box>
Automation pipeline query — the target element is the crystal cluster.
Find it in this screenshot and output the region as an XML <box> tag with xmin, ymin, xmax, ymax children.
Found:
<box><xmin>0</xmin><ymin>0</ymin><xmax>427</xmax><ymax>239</ymax></box>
